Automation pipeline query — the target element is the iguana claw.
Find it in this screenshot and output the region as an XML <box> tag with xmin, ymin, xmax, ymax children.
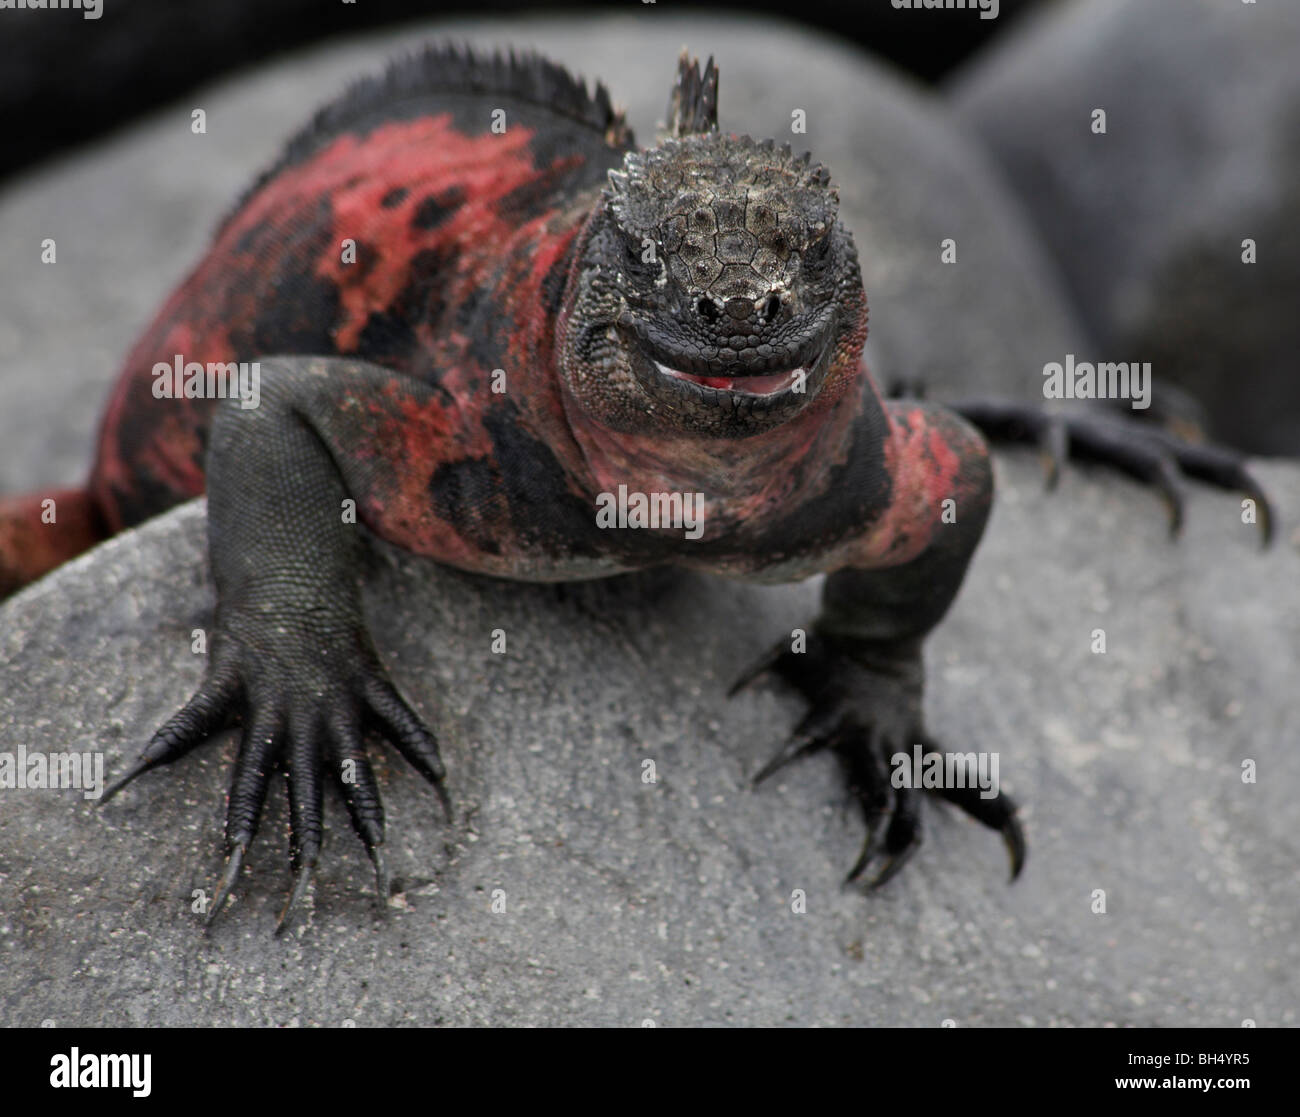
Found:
<box><xmin>276</xmin><ymin>864</ymin><xmax>317</xmax><ymax>937</ymax></box>
<box><xmin>102</xmin><ymin>623</ymin><xmax>449</xmax><ymax>934</ymax></box>
<box><xmin>205</xmin><ymin>838</ymin><xmax>248</xmax><ymax>929</ymax></box>
<box><xmin>732</xmin><ymin>632</ymin><xmax>1027</xmax><ymax>887</ymax></box>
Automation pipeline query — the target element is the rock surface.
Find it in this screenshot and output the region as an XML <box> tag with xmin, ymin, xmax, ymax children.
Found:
<box><xmin>950</xmin><ymin>0</ymin><xmax>1300</xmax><ymax>454</ymax></box>
<box><xmin>2</xmin><ymin>460</ymin><xmax>1297</xmax><ymax>1027</ymax></box>
<box><xmin>1</xmin><ymin>15</ymin><xmax>1297</xmax><ymax>1027</ymax></box>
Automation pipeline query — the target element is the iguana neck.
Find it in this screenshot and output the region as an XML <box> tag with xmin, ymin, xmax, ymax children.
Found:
<box><xmin>558</xmin><ymin>371</ymin><xmax>868</xmax><ymax>520</ymax></box>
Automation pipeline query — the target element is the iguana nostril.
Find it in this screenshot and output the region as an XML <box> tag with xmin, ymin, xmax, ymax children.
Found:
<box><xmin>695</xmin><ymin>296</ymin><xmax>720</xmax><ymax>322</ymax></box>
<box><xmin>761</xmin><ymin>293</ymin><xmax>782</xmax><ymax>322</ymax></box>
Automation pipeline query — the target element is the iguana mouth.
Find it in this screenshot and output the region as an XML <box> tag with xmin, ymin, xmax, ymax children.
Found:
<box><xmin>623</xmin><ymin>319</ymin><xmax>835</xmax><ymax>422</ymax></box>
<box><xmin>654</xmin><ymin>363</ymin><xmax>808</xmax><ymax>396</ymax></box>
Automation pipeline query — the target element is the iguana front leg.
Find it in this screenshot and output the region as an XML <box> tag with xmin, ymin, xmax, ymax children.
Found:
<box><xmin>103</xmin><ymin>356</ymin><xmax>452</xmax><ymax>933</ymax></box>
<box><xmin>735</xmin><ymin>401</ymin><xmax>1025</xmax><ymax>888</ymax></box>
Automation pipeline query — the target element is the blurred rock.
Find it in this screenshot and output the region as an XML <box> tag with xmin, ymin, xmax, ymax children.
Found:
<box><xmin>0</xmin><ymin>0</ymin><xmax>1048</xmax><ymax>185</ymax></box>
<box><xmin>951</xmin><ymin>0</ymin><xmax>1300</xmax><ymax>454</ymax></box>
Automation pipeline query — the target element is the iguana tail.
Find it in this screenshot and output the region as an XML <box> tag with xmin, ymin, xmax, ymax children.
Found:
<box><xmin>0</xmin><ymin>487</ymin><xmax>107</xmax><ymax>598</ymax></box>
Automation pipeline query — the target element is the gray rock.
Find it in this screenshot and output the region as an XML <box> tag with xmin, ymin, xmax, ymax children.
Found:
<box><xmin>0</xmin><ymin>11</ymin><xmax>1085</xmax><ymax>494</ymax></box>
<box><xmin>2</xmin><ymin>460</ymin><xmax>1296</xmax><ymax>1027</ymax></box>
<box><xmin>1</xmin><ymin>15</ymin><xmax>1296</xmax><ymax>1027</ymax></box>
<box><xmin>950</xmin><ymin>0</ymin><xmax>1300</xmax><ymax>454</ymax></box>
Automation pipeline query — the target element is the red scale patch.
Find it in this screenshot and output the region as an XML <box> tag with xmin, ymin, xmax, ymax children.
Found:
<box><xmin>90</xmin><ymin>110</ymin><xmax>597</xmax><ymax>544</ymax></box>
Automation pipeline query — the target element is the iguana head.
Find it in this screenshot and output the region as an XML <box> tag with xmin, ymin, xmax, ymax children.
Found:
<box><xmin>557</xmin><ymin>55</ymin><xmax>867</xmax><ymax>440</ymax></box>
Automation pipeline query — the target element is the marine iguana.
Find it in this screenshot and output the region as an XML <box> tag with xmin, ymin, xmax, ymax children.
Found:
<box><xmin>0</xmin><ymin>46</ymin><xmax>1271</xmax><ymax>931</ymax></box>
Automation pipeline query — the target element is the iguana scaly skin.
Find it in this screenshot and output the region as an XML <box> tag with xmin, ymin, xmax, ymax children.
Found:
<box><xmin>0</xmin><ymin>46</ymin><xmax>1271</xmax><ymax>930</ymax></box>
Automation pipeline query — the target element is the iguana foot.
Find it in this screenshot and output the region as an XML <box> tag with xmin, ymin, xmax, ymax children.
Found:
<box><xmin>102</xmin><ymin>614</ymin><xmax>450</xmax><ymax>934</ymax></box>
<box><xmin>731</xmin><ymin>631</ymin><xmax>1025</xmax><ymax>887</ymax></box>
<box><xmin>950</xmin><ymin>398</ymin><xmax>1273</xmax><ymax>545</ymax></box>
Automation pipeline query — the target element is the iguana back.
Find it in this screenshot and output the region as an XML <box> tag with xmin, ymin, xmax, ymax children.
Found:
<box><xmin>92</xmin><ymin>45</ymin><xmax>635</xmax><ymax>534</ymax></box>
